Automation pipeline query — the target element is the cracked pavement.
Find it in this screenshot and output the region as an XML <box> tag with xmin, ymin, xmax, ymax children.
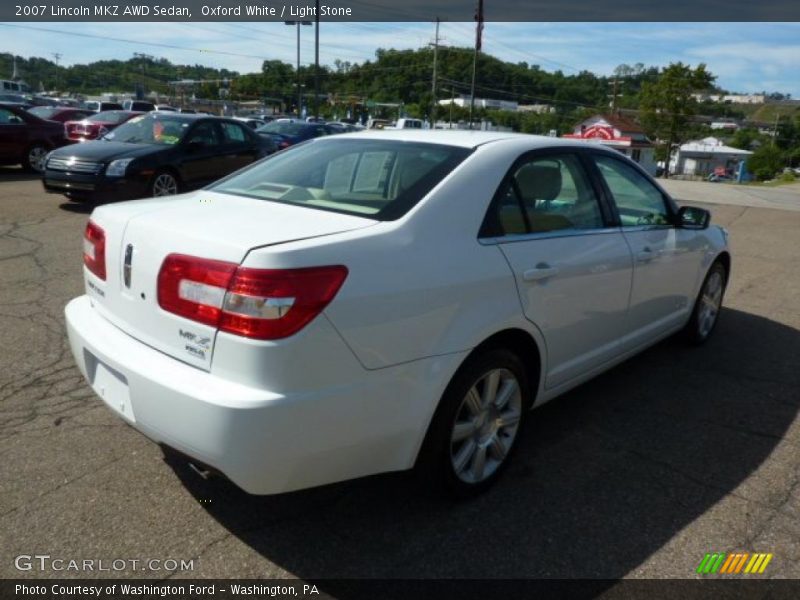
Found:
<box><xmin>1</xmin><ymin>167</ymin><xmax>799</xmax><ymax>582</ymax></box>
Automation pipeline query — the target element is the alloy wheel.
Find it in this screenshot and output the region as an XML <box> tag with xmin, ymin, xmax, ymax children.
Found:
<box><xmin>450</xmin><ymin>368</ymin><xmax>522</xmax><ymax>484</ymax></box>
<box><xmin>28</xmin><ymin>146</ymin><xmax>48</xmax><ymax>173</ymax></box>
<box><xmin>152</xmin><ymin>173</ymin><xmax>178</xmax><ymax>196</ymax></box>
<box><xmin>698</xmin><ymin>270</ymin><xmax>724</xmax><ymax>339</ymax></box>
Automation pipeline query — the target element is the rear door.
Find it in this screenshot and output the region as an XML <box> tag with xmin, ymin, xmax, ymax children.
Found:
<box><xmin>483</xmin><ymin>150</ymin><xmax>633</xmax><ymax>389</ymax></box>
<box><xmin>588</xmin><ymin>152</ymin><xmax>704</xmax><ymax>349</ymax></box>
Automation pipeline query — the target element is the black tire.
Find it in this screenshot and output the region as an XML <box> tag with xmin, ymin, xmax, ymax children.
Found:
<box><xmin>23</xmin><ymin>143</ymin><xmax>49</xmax><ymax>173</ymax></box>
<box><xmin>417</xmin><ymin>348</ymin><xmax>531</xmax><ymax>498</ymax></box>
<box><xmin>149</xmin><ymin>170</ymin><xmax>181</xmax><ymax>197</ymax></box>
<box><xmin>683</xmin><ymin>261</ymin><xmax>727</xmax><ymax>345</ymax></box>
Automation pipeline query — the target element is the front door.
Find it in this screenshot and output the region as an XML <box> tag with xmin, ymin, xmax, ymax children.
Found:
<box><xmin>589</xmin><ymin>152</ymin><xmax>705</xmax><ymax>350</ymax></box>
<box><xmin>482</xmin><ymin>151</ymin><xmax>633</xmax><ymax>389</ymax></box>
<box><xmin>177</xmin><ymin>121</ymin><xmax>226</xmax><ymax>187</ymax></box>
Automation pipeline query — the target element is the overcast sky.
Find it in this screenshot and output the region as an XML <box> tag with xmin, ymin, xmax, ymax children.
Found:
<box><xmin>1</xmin><ymin>22</ymin><xmax>799</xmax><ymax>96</ymax></box>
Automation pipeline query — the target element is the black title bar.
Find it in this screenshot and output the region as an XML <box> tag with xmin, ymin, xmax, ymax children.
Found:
<box><xmin>3</xmin><ymin>0</ymin><xmax>800</xmax><ymax>22</ymax></box>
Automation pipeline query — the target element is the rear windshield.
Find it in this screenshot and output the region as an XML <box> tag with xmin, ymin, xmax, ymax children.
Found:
<box><xmin>28</xmin><ymin>106</ymin><xmax>60</xmax><ymax>119</ymax></box>
<box><xmin>89</xmin><ymin>110</ymin><xmax>135</xmax><ymax>124</ymax></box>
<box><xmin>211</xmin><ymin>138</ymin><xmax>471</xmax><ymax>220</ymax></box>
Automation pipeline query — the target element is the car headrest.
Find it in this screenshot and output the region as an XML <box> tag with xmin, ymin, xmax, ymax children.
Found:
<box><xmin>516</xmin><ymin>164</ymin><xmax>562</xmax><ymax>201</ymax></box>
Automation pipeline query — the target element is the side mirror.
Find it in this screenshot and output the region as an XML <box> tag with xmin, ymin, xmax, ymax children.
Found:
<box><xmin>677</xmin><ymin>205</ymin><xmax>710</xmax><ymax>230</ymax></box>
<box><xmin>185</xmin><ymin>139</ymin><xmax>206</xmax><ymax>151</ymax></box>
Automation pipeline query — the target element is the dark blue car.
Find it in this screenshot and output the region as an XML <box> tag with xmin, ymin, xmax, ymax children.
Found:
<box><xmin>255</xmin><ymin>121</ymin><xmax>336</xmax><ymax>150</ymax></box>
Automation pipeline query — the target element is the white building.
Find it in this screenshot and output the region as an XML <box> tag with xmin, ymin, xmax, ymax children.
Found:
<box><xmin>669</xmin><ymin>137</ymin><xmax>752</xmax><ymax>177</ymax></box>
<box><xmin>562</xmin><ymin>114</ymin><xmax>657</xmax><ymax>175</ymax></box>
<box><xmin>438</xmin><ymin>96</ymin><xmax>518</xmax><ymax>112</ymax></box>
<box><xmin>692</xmin><ymin>93</ymin><xmax>766</xmax><ymax>105</ymax></box>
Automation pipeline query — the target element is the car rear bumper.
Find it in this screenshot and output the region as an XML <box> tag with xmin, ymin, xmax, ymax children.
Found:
<box><xmin>65</xmin><ymin>295</ymin><xmax>464</xmax><ymax>494</ymax></box>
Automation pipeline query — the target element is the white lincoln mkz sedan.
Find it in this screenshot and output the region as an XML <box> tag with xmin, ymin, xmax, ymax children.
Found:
<box><xmin>66</xmin><ymin>131</ymin><xmax>730</xmax><ymax>496</ymax></box>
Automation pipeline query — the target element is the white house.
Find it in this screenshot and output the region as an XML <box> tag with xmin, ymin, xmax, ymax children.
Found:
<box><xmin>438</xmin><ymin>96</ymin><xmax>518</xmax><ymax>112</ymax></box>
<box><xmin>669</xmin><ymin>137</ymin><xmax>752</xmax><ymax>177</ymax></box>
<box><xmin>562</xmin><ymin>114</ymin><xmax>657</xmax><ymax>175</ymax></box>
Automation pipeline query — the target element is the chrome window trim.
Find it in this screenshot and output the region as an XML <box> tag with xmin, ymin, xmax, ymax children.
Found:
<box><xmin>479</xmin><ymin>226</ymin><xmax>623</xmax><ymax>246</ymax></box>
<box><xmin>618</xmin><ymin>223</ymin><xmax>675</xmax><ymax>233</ymax></box>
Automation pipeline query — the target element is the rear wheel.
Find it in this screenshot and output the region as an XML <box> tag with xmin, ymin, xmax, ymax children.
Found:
<box><xmin>150</xmin><ymin>170</ymin><xmax>180</xmax><ymax>197</ymax></box>
<box><xmin>24</xmin><ymin>144</ymin><xmax>48</xmax><ymax>173</ymax></box>
<box><xmin>419</xmin><ymin>348</ymin><xmax>530</xmax><ymax>497</ymax></box>
<box><xmin>684</xmin><ymin>261</ymin><xmax>727</xmax><ymax>344</ymax></box>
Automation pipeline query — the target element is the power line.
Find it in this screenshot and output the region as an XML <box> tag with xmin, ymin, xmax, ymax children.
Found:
<box><xmin>0</xmin><ymin>23</ymin><xmax>272</xmax><ymax>61</ymax></box>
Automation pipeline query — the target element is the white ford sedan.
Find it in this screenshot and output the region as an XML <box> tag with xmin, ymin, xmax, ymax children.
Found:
<box><xmin>66</xmin><ymin>131</ymin><xmax>730</xmax><ymax>496</ymax></box>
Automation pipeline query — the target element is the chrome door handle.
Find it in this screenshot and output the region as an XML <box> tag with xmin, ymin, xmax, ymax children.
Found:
<box><xmin>523</xmin><ymin>265</ymin><xmax>560</xmax><ymax>281</ymax></box>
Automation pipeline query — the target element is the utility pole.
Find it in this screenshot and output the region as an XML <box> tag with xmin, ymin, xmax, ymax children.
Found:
<box><xmin>314</xmin><ymin>0</ymin><xmax>320</xmax><ymax>120</ymax></box>
<box><xmin>608</xmin><ymin>78</ymin><xmax>620</xmax><ymax>113</ymax></box>
<box><xmin>133</xmin><ymin>53</ymin><xmax>153</xmax><ymax>100</ymax></box>
<box><xmin>772</xmin><ymin>113</ymin><xmax>780</xmax><ymax>147</ymax></box>
<box><xmin>285</xmin><ymin>21</ymin><xmax>312</xmax><ymax>117</ymax></box>
<box><xmin>449</xmin><ymin>87</ymin><xmax>455</xmax><ymax>128</ymax></box>
<box><xmin>469</xmin><ymin>0</ymin><xmax>484</xmax><ymax>130</ymax></box>
<box><xmin>429</xmin><ymin>17</ymin><xmax>440</xmax><ymax>129</ymax></box>
<box><xmin>51</xmin><ymin>53</ymin><xmax>62</xmax><ymax>91</ymax></box>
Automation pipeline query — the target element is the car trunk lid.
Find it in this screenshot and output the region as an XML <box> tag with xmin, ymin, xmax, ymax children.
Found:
<box><xmin>85</xmin><ymin>190</ymin><xmax>375</xmax><ymax>370</ymax></box>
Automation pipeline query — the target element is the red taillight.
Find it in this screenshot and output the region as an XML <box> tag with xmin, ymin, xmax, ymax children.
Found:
<box><xmin>83</xmin><ymin>220</ymin><xmax>106</xmax><ymax>280</ymax></box>
<box><xmin>278</xmin><ymin>140</ymin><xmax>291</xmax><ymax>149</ymax></box>
<box><xmin>157</xmin><ymin>255</ymin><xmax>237</xmax><ymax>327</ymax></box>
<box><xmin>157</xmin><ymin>254</ymin><xmax>348</xmax><ymax>340</ymax></box>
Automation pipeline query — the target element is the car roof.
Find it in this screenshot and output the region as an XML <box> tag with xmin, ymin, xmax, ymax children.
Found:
<box><xmin>141</xmin><ymin>112</ymin><xmax>209</xmax><ymax>121</ymax></box>
<box><xmin>328</xmin><ymin>129</ymin><xmax>597</xmax><ymax>150</ymax></box>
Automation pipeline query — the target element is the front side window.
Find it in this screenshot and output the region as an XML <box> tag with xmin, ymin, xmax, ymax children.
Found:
<box><xmin>211</xmin><ymin>139</ymin><xmax>471</xmax><ymax>220</ymax></box>
<box><xmin>483</xmin><ymin>153</ymin><xmax>605</xmax><ymax>237</ymax></box>
<box><xmin>593</xmin><ymin>154</ymin><xmax>671</xmax><ymax>227</ymax></box>
<box><xmin>186</xmin><ymin>121</ymin><xmax>222</xmax><ymax>147</ymax></box>
<box><xmin>221</xmin><ymin>122</ymin><xmax>248</xmax><ymax>143</ymax></box>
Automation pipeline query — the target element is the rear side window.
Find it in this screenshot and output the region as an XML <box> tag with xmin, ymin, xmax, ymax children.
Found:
<box><xmin>483</xmin><ymin>153</ymin><xmax>605</xmax><ymax>237</ymax></box>
<box><xmin>211</xmin><ymin>139</ymin><xmax>471</xmax><ymax>220</ymax></box>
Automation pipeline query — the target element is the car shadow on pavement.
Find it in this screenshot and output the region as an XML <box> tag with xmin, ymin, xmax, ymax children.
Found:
<box><xmin>165</xmin><ymin>307</ymin><xmax>799</xmax><ymax>584</ymax></box>
<box><xmin>0</xmin><ymin>166</ymin><xmax>41</xmax><ymax>182</ymax></box>
<box><xmin>57</xmin><ymin>201</ymin><xmax>95</xmax><ymax>214</ymax></box>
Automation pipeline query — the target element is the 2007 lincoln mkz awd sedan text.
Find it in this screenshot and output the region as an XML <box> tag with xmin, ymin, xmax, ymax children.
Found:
<box><xmin>65</xmin><ymin>131</ymin><xmax>730</xmax><ymax>496</ymax></box>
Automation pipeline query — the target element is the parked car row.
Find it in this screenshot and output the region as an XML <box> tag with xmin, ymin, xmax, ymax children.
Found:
<box><xmin>42</xmin><ymin>112</ymin><xmax>277</xmax><ymax>202</ymax></box>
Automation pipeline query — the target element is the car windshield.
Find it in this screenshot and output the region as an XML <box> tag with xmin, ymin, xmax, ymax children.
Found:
<box><xmin>89</xmin><ymin>110</ymin><xmax>134</xmax><ymax>124</ymax></box>
<box><xmin>28</xmin><ymin>107</ymin><xmax>60</xmax><ymax>119</ymax></box>
<box><xmin>102</xmin><ymin>114</ymin><xmax>190</xmax><ymax>145</ymax></box>
<box><xmin>256</xmin><ymin>122</ymin><xmax>312</xmax><ymax>136</ymax></box>
<box><xmin>211</xmin><ymin>139</ymin><xmax>471</xmax><ymax>220</ymax></box>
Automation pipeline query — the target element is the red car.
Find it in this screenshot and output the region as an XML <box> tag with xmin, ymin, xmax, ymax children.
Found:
<box><xmin>27</xmin><ymin>106</ymin><xmax>94</xmax><ymax>123</ymax></box>
<box><xmin>64</xmin><ymin>110</ymin><xmax>143</xmax><ymax>143</ymax></box>
<box><xmin>0</xmin><ymin>102</ymin><xmax>66</xmax><ymax>172</ymax></box>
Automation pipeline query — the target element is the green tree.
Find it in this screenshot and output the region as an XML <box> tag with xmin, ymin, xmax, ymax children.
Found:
<box><xmin>640</xmin><ymin>63</ymin><xmax>715</xmax><ymax>177</ymax></box>
<box><xmin>747</xmin><ymin>145</ymin><xmax>784</xmax><ymax>180</ymax></box>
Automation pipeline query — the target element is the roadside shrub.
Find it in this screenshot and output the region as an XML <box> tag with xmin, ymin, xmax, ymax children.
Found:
<box><xmin>780</xmin><ymin>171</ymin><xmax>796</xmax><ymax>182</ymax></box>
<box><xmin>755</xmin><ymin>167</ymin><xmax>774</xmax><ymax>181</ymax></box>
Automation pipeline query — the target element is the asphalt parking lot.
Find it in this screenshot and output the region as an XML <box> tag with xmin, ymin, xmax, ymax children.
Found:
<box><xmin>1</xmin><ymin>168</ymin><xmax>799</xmax><ymax>583</ymax></box>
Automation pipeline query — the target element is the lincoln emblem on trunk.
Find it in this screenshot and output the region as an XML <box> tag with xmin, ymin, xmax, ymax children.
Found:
<box><xmin>123</xmin><ymin>244</ymin><xmax>133</xmax><ymax>288</ymax></box>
